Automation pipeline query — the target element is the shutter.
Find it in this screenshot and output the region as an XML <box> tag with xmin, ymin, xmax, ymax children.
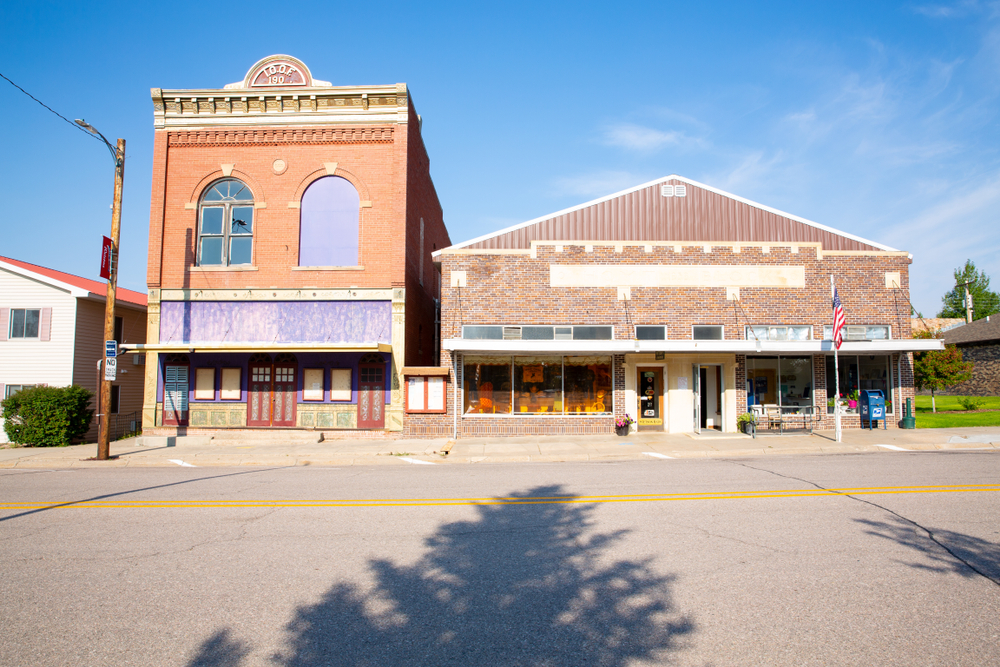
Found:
<box><xmin>39</xmin><ymin>308</ymin><xmax>52</xmax><ymax>341</ymax></box>
<box><xmin>0</xmin><ymin>308</ymin><xmax>7</xmax><ymax>341</ymax></box>
<box><xmin>165</xmin><ymin>366</ymin><xmax>189</xmax><ymax>413</ymax></box>
<box><xmin>0</xmin><ymin>383</ymin><xmax>5</xmax><ymax>403</ymax></box>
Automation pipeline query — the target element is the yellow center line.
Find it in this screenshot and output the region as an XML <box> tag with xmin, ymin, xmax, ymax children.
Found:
<box><xmin>2</xmin><ymin>484</ymin><xmax>999</xmax><ymax>510</ymax></box>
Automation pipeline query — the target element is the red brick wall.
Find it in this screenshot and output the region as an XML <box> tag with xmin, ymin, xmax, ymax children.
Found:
<box><xmin>403</xmin><ymin>243</ymin><xmax>915</xmax><ymax>436</ymax></box>
<box><xmin>148</xmin><ymin>125</ymin><xmax>410</xmax><ymax>291</ymax></box>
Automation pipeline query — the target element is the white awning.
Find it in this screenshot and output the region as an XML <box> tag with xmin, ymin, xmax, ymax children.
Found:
<box><xmin>443</xmin><ymin>338</ymin><xmax>944</xmax><ymax>355</ymax></box>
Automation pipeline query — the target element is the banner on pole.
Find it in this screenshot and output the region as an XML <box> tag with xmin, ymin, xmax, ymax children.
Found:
<box><xmin>100</xmin><ymin>236</ymin><xmax>112</xmax><ymax>280</ymax></box>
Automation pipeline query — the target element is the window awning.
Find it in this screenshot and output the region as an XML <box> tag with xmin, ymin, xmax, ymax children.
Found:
<box><xmin>120</xmin><ymin>342</ymin><xmax>392</xmax><ymax>354</ymax></box>
<box><xmin>444</xmin><ymin>339</ymin><xmax>944</xmax><ymax>355</ymax></box>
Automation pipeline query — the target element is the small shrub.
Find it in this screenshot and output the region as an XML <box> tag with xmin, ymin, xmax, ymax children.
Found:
<box><xmin>1</xmin><ymin>385</ymin><xmax>94</xmax><ymax>446</ymax></box>
<box><xmin>957</xmin><ymin>396</ymin><xmax>986</xmax><ymax>411</ymax></box>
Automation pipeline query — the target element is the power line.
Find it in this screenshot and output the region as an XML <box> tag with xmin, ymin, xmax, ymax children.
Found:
<box><xmin>0</xmin><ymin>71</ymin><xmax>102</xmax><ymax>142</ymax></box>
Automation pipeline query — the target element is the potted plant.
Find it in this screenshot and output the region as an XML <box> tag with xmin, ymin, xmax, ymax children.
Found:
<box><xmin>847</xmin><ymin>389</ymin><xmax>859</xmax><ymax>410</ymax></box>
<box><xmin>615</xmin><ymin>414</ymin><xmax>634</xmax><ymax>436</ymax></box>
<box><xmin>737</xmin><ymin>412</ymin><xmax>756</xmax><ymax>436</ymax></box>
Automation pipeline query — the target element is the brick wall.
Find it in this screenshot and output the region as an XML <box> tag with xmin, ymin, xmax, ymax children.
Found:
<box><xmin>404</xmin><ymin>242</ymin><xmax>915</xmax><ymax>436</ymax></box>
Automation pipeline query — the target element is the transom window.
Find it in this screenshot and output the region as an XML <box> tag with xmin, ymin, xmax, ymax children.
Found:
<box><xmin>462</xmin><ymin>325</ymin><xmax>613</xmax><ymax>340</ymax></box>
<box><xmin>635</xmin><ymin>325</ymin><xmax>666</xmax><ymax>340</ymax></box>
<box><xmin>9</xmin><ymin>309</ymin><xmax>40</xmax><ymax>338</ymax></box>
<box><xmin>822</xmin><ymin>325</ymin><xmax>890</xmax><ymax>341</ymax></box>
<box><xmin>746</xmin><ymin>326</ymin><xmax>811</xmax><ymax>341</ymax></box>
<box><xmin>198</xmin><ymin>178</ymin><xmax>254</xmax><ymax>266</ymax></box>
<box><xmin>693</xmin><ymin>325</ymin><xmax>724</xmax><ymax>340</ymax></box>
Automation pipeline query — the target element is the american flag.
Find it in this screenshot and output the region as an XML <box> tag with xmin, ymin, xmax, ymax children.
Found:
<box><xmin>832</xmin><ymin>288</ymin><xmax>846</xmax><ymax>350</ymax></box>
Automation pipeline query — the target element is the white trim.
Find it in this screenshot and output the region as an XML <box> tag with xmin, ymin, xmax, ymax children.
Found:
<box><xmin>0</xmin><ymin>261</ymin><xmax>92</xmax><ymax>298</ymax></box>
<box><xmin>435</xmin><ymin>175</ymin><xmax>897</xmax><ymax>256</ymax></box>
<box><xmin>444</xmin><ymin>338</ymin><xmax>943</xmax><ymax>354</ymax></box>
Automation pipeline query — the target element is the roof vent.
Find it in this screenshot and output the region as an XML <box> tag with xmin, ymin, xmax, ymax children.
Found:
<box><xmin>661</xmin><ymin>185</ymin><xmax>675</xmax><ymax>197</ymax></box>
<box><xmin>675</xmin><ymin>185</ymin><xmax>687</xmax><ymax>197</ymax></box>
<box><xmin>502</xmin><ymin>326</ymin><xmax>522</xmax><ymax>340</ymax></box>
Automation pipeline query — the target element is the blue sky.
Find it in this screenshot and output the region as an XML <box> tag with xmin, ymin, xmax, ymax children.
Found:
<box><xmin>1</xmin><ymin>0</ymin><xmax>998</xmax><ymax>318</ymax></box>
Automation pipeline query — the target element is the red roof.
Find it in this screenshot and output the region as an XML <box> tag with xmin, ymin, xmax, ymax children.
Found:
<box><xmin>0</xmin><ymin>256</ymin><xmax>147</xmax><ymax>307</ymax></box>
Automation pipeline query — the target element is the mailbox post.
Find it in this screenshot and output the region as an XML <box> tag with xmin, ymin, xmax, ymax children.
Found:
<box><xmin>860</xmin><ymin>389</ymin><xmax>886</xmax><ymax>430</ymax></box>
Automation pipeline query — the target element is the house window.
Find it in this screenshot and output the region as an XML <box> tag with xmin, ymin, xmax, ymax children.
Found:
<box><xmin>299</xmin><ymin>176</ymin><xmax>360</xmax><ymax>267</ymax></box>
<box><xmin>746</xmin><ymin>326</ymin><xmax>811</xmax><ymax>341</ymax></box>
<box><xmin>693</xmin><ymin>325</ymin><xmax>724</xmax><ymax>340</ymax></box>
<box><xmin>4</xmin><ymin>384</ymin><xmax>35</xmax><ymax>397</ymax></box>
<box><xmin>114</xmin><ymin>316</ymin><xmax>124</xmax><ymax>344</ymax></box>
<box><xmin>635</xmin><ymin>325</ymin><xmax>666</xmax><ymax>340</ymax></box>
<box><xmin>9</xmin><ymin>309</ymin><xmax>40</xmax><ymax>338</ymax></box>
<box><xmin>461</xmin><ymin>325</ymin><xmax>614</xmax><ymax>340</ymax></box>
<box><xmin>198</xmin><ymin>178</ymin><xmax>254</xmax><ymax>266</ymax></box>
<box><xmin>110</xmin><ymin>385</ymin><xmax>121</xmax><ymax>414</ymax></box>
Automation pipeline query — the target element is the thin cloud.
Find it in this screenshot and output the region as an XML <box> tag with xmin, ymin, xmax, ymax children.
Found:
<box><xmin>601</xmin><ymin>123</ymin><xmax>683</xmax><ymax>151</ymax></box>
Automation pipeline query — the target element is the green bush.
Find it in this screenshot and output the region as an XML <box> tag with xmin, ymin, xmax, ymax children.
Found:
<box><xmin>1</xmin><ymin>385</ymin><xmax>94</xmax><ymax>446</ymax></box>
<box><xmin>957</xmin><ymin>396</ymin><xmax>987</xmax><ymax>411</ymax></box>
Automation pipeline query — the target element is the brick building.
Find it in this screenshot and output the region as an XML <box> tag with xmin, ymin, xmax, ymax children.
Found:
<box><xmin>410</xmin><ymin>176</ymin><xmax>942</xmax><ymax>438</ymax></box>
<box><xmin>135</xmin><ymin>55</ymin><xmax>448</xmax><ymax>436</ymax></box>
<box><xmin>943</xmin><ymin>316</ymin><xmax>1000</xmax><ymax>396</ymax></box>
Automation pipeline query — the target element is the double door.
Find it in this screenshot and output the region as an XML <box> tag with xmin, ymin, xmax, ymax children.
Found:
<box><xmin>248</xmin><ymin>357</ymin><xmax>297</xmax><ymax>427</ymax></box>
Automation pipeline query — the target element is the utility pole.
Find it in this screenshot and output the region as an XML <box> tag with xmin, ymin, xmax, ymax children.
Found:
<box><xmin>957</xmin><ymin>280</ymin><xmax>974</xmax><ymax>324</ymax></box>
<box><xmin>76</xmin><ymin>119</ymin><xmax>125</xmax><ymax>461</ymax></box>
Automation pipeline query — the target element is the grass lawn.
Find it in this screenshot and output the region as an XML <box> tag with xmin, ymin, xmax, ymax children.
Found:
<box><xmin>913</xmin><ymin>395</ymin><xmax>1000</xmax><ymax>428</ymax></box>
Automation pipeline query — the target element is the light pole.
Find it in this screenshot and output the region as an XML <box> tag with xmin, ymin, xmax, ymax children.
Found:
<box><xmin>75</xmin><ymin>119</ymin><xmax>125</xmax><ymax>461</ymax></box>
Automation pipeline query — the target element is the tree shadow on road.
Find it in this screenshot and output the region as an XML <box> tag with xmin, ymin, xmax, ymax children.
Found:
<box><xmin>856</xmin><ymin>516</ymin><xmax>1000</xmax><ymax>586</ymax></box>
<box><xmin>189</xmin><ymin>485</ymin><xmax>694</xmax><ymax>666</ymax></box>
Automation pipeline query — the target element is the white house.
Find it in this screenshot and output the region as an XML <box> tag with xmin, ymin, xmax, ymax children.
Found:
<box><xmin>0</xmin><ymin>256</ymin><xmax>147</xmax><ymax>443</ymax></box>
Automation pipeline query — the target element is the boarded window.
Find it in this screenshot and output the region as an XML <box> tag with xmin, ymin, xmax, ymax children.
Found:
<box><xmin>195</xmin><ymin>368</ymin><xmax>216</xmax><ymax>400</ymax></box>
<box><xmin>221</xmin><ymin>368</ymin><xmax>241</xmax><ymax>400</ymax></box>
<box><xmin>330</xmin><ymin>368</ymin><xmax>352</xmax><ymax>401</ymax></box>
<box><xmin>299</xmin><ymin>176</ymin><xmax>360</xmax><ymax>267</ymax></box>
<box><xmin>303</xmin><ymin>368</ymin><xmax>324</xmax><ymax>401</ymax></box>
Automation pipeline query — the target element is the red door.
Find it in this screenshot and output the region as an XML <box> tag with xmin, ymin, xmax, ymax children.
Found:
<box><xmin>357</xmin><ymin>363</ymin><xmax>385</xmax><ymax>429</ymax></box>
<box><xmin>248</xmin><ymin>361</ymin><xmax>272</xmax><ymax>427</ymax></box>
<box><xmin>272</xmin><ymin>363</ymin><xmax>297</xmax><ymax>427</ymax></box>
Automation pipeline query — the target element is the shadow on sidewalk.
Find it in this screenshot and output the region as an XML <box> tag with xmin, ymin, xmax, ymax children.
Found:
<box><xmin>188</xmin><ymin>485</ymin><xmax>695</xmax><ymax>666</ymax></box>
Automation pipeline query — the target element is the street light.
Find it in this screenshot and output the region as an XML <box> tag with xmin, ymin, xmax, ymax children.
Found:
<box><xmin>76</xmin><ymin>119</ymin><xmax>125</xmax><ymax>461</ymax></box>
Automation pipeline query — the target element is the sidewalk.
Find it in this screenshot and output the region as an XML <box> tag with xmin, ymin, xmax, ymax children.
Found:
<box><xmin>1</xmin><ymin>427</ymin><xmax>998</xmax><ymax>468</ymax></box>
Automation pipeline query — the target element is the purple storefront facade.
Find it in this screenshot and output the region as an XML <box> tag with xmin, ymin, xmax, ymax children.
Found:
<box><xmin>148</xmin><ymin>300</ymin><xmax>397</xmax><ymax>432</ymax></box>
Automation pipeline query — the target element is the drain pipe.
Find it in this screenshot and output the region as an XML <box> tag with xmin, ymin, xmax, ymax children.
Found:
<box><xmin>452</xmin><ymin>352</ymin><xmax>459</xmax><ymax>440</ymax></box>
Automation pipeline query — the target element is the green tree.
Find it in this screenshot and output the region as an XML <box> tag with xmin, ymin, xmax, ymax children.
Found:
<box><xmin>913</xmin><ymin>346</ymin><xmax>973</xmax><ymax>413</ymax></box>
<box><xmin>938</xmin><ymin>260</ymin><xmax>1000</xmax><ymax>320</ymax></box>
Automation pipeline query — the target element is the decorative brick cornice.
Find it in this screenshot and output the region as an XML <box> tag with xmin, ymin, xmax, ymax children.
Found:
<box><xmin>166</xmin><ymin>126</ymin><xmax>394</xmax><ymax>147</ymax></box>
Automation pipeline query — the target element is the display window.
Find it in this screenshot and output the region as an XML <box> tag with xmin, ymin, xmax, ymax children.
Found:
<box><xmin>463</xmin><ymin>355</ymin><xmax>613</xmax><ymax>415</ymax></box>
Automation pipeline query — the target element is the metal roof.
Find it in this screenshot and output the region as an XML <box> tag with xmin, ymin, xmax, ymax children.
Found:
<box><xmin>439</xmin><ymin>175</ymin><xmax>897</xmax><ymax>254</ymax></box>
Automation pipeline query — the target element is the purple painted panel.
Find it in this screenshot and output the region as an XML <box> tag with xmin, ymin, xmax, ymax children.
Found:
<box><xmin>159</xmin><ymin>301</ymin><xmax>391</xmax><ymax>344</ymax></box>
<box><xmin>299</xmin><ymin>176</ymin><xmax>360</xmax><ymax>267</ymax></box>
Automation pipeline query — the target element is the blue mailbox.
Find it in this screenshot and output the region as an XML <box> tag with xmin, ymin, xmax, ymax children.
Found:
<box><xmin>860</xmin><ymin>389</ymin><xmax>886</xmax><ymax>430</ymax></box>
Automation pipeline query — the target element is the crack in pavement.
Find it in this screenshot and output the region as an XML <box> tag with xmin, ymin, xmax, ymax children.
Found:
<box><xmin>722</xmin><ymin>459</ymin><xmax>1000</xmax><ymax>589</ymax></box>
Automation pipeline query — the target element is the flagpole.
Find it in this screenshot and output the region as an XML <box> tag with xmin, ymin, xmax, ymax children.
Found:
<box><xmin>831</xmin><ymin>275</ymin><xmax>842</xmax><ymax>443</ymax></box>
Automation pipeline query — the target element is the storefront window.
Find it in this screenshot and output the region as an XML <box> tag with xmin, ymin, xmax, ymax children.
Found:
<box><xmin>513</xmin><ymin>357</ymin><xmax>562</xmax><ymax>413</ymax></box>
<box><xmin>826</xmin><ymin>355</ymin><xmax>892</xmax><ymax>414</ymax></box>
<box><xmin>462</xmin><ymin>355</ymin><xmax>612</xmax><ymax>415</ymax></box>
<box><xmin>747</xmin><ymin>356</ymin><xmax>814</xmax><ymax>411</ymax></box>
<box><xmin>564</xmin><ymin>356</ymin><xmax>613</xmax><ymax>414</ymax></box>
<box><xmin>464</xmin><ymin>355</ymin><xmax>512</xmax><ymax>414</ymax></box>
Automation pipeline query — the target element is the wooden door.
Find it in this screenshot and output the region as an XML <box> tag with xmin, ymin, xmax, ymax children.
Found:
<box><xmin>357</xmin><ymin>363</ymin><xmax>385</xmax><ymax>429</ymax></box>
<box><xmin>637</xmin><ymin>367</ymin><xmax>663</xmax><ymax>431</ymax></box>
<box><xmin>248</xmin><ymin>362</ymin><xmax>272</xmax><ymax>427</ymax></box>
<box><xmin>163</xmin><ymin>365</ymin><xmax>189</xmax><ymax>426</ymax></box>
<box><xmin>272</xmin><ymin>363</ymin><xmax>297</xmax><ymax>427</ymax></box>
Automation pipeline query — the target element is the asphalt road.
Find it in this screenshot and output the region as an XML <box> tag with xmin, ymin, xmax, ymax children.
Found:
<box><xmin>1</xmin><ymin>452</ymin><xmax>998</xmax><ymax>666</ymax></box>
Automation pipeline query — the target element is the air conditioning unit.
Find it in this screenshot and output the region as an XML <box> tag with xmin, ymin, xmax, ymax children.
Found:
<box><xmin>502</xmin><ymin>326</ymin><xmax>522</xmax><ymax>340</ymax></box>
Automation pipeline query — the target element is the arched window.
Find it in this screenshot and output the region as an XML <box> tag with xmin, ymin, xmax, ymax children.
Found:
<box><xmin>299</xmin><ymin>176</ymin><xmax>360</xmax><ymax>267</ymax></box>
<box><xmin>198</xmin><ymin>178</ymin><xmax>254</xmax><ymax>266</ymax></box>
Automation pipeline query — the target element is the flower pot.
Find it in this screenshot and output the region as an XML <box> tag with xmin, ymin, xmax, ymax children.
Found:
<box><xmin>848</xmin><ymin>400</ymin><xmax>858</xmax><ymax>409</ymax></box>
<box><xmin>615</xmin><ymin>425</ymin><xmax>630</xmax><ymax>436</ymax></box>
<box><xmin>741</xmin><ymin>421</ymin><xmax>755</xmax><ymax>436</ymax></box>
